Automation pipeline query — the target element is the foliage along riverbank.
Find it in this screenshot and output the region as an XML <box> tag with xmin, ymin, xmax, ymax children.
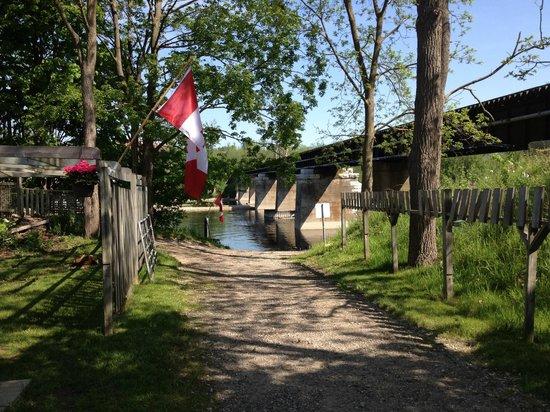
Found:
<box><xmin>297</xmin><ymin>151</ymin><xmax>550</xmax><ymax>400</ymax></box>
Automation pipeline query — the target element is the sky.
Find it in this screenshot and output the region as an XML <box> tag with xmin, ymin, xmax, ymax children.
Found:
<box><xmin>202</xmin><ymin>0</ymin><xmax>550</xmax><ymax>148</ymax></box>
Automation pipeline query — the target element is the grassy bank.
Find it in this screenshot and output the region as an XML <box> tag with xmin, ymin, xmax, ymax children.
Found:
<box><xmin>298</xmin><ymin>152</ymin><xmax>550</xmax><ymax>400</ymax></box>
<box><xmin>0</xmin><ymin>234</ymin><xmax>209</xmax><ymax>410</ymax></box>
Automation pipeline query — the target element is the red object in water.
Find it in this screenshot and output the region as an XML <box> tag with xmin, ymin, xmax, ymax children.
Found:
<box><xmin>214</xmin><ymin>193</ymin><xmax>224</xmax><ymax>223</ymax></box>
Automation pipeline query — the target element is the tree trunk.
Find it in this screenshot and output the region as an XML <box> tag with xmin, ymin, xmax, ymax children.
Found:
<box><xmin>82</xmin><ymin>0</ymin><xmax>99</xmax><ymax>238</ymax></box>
<box><xmin>110</xmin><ymin>0</ymin><xmax>124</xmax><ymax>78</ymax></box>
<box><xmin>361</xmin><ymin>95</ymin><xmax>375</xmax><ymax>191</ymax></box>
<box><xmin>344</xmin><ymin>0</ymin><xmax>385</xmax><ymax>258</ymax></box>
<box><xmin>408</xmin><ymin>0</ymin><xmax>450</xmax><ymax>266</ymax></box>
<box><xmin>142</xmin><ymin>0</ymin><xmax>162</xmax><ymax>212</ymax></box>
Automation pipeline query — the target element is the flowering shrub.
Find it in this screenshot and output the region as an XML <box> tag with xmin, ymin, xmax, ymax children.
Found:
<box><xmin>63</xmin><ymin>160</ymin><xmax>98</xmax><ymax>185</ymax></box>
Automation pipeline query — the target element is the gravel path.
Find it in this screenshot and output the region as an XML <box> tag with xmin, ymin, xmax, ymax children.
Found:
<box><xmin>161</xmin><ymin>241</ymin><xmax>544</xmax><ymax>411</ymax></box>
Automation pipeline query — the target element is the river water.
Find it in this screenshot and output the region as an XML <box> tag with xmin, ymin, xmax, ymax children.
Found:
<box><xmin>180</xmin><ymin>210</ymin><xmax>337</xmax><ymax>251</ymax></box>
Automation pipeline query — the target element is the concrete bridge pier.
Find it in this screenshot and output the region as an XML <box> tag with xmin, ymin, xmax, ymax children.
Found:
<box><xmin>373</xmin><ymin>158</ymin><xmax>410</xmax><ymax>191</ymax></box>
<box><xmin>247</xmin><ymin>185</ymin><xmax>256</xmax><ymax>207</ymax></box>
<box><xmin>236</xmin><ymin>186</ymin><xmax>248</xmax><ymax>205</ymax></box>
<box><xmin>295</xmin><ymin>167</ymin><xmax>361</xmax><ymax>230</ymax></box>
<box><xmin>272</xmin><ymin>180</ymin><xmax>296</xmax><ymax>219</ymax></box>
<box><xmin>253</xmin><ymin>173</ymin><xmax>277</xmax><ymax>211</ymax></box>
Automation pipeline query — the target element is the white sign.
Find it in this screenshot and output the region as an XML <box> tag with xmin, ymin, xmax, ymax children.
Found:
<box><xmin>315</xmin><ymin>203</ymin><xmax>331</xmax><ymax>219</ymax></box>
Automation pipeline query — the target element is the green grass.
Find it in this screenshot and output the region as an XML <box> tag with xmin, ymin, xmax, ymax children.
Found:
<box><xmin>0</xmin><ymin>234</ymin><xmax>210</xmax><ymax>411</ymax></box>
<box><xmin>297</xmin><ymin>211</ymin><xmax>550</xmax><ymax>400</ymax></box>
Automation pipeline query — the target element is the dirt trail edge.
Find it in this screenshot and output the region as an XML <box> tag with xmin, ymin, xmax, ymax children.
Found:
<box><xmin>160</xmin><ymin>240</ymin><xmax>545</xmax><ymax>411</ymax></box>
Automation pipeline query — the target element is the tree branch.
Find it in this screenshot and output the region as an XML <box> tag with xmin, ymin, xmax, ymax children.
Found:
<box><xmin>53</xmin><ymin>0</ymin><xmax>83</xmax><ymax>65</ymax></box>
<box><xmin>447</xmin><ymin>30</ymin><xmax>550</xmax><ymax>98</ymax></box>
<box><xmin>299</xmin><ymin>0</ymin><xmax>366</xmax><ymax>103</ymax></box>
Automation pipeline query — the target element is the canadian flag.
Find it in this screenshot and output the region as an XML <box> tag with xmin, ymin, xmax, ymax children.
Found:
<box><xmin>156</xmin><ymin>69</ymin><xmax>207</xmax><ymax>199</ymax></box>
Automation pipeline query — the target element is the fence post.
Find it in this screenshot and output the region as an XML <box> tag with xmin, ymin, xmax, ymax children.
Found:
<box><xmin>442</xmin><ymin>189</ymin><xmax>454</xmax><ymax>300</ymax></box>
<box><xmin>523</xmin><ymin>227</ymin><xmax>538</xmax><ymax>343</ymax></box>
<box><xmin>362</xmin><ymin>192</ymin><xmax>369</xmax><ymax>260</ymax></box>
<box><xmin>340</xmin><ymin>194</ymin><xmax>346</xmax><ymax>247</ymax></box>
<box><xmin>16</xmin><ymin>178</ymin><xmax>24</xmax><ymax>217</ymax></box>
<box><xmin>99</xmin><ymin>162</ymin><xmax>114</xmax><ymax>336</ymax></box>
<box><xmin>204</xmin><ymin>217</ymin><xmax>210</xmax><ymax>238</ymax></box>
<box><xmin>130</xmin><ymin>173</ymin><xmax>139</xmax><ymax>284</ymax></box>
<box><xmin>386</xmin><ymin>211</ymin><xmax>398</xmax><ymax>273</ymax></box>
<box><xmin>516</xmin><ymin>187</ymin><xmax>548</xmax><ymax>343</ymax></box>
<box><xmin>321</xmin><ymin>203</ymin><xmax>326</xmax><ymax>245</ymax></box>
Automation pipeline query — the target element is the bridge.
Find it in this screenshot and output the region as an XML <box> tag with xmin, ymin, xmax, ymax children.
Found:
<box><xmin>237</xmin><ymin>83</ymin><xmax>550</xmax><ymax>230</ymax></box>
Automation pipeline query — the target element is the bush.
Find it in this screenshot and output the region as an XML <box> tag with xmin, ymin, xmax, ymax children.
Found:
<box><xmin>153</xmin><ymin>208</ymin><xmax>187</xmax><ymax>237</ymax></box>
<box><xmin>48</xmin><ymin>212</ymin><xmax>84</xmax><ymax>236</ymax></box>
<box><xmin>0</xmin><ymin>217</ymin><xmax>15</xmax><ymax>248</ymax></box>
<box><xmin>17</xmin><ymin>229</ymin><xmax>48</xmax><ymax>251</ymax></box>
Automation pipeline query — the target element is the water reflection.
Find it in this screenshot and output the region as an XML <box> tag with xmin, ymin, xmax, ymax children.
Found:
<box><xmin>180</xmin><ymin>209</ymin><xmax>337</xmax><ymax>251</ymax></box>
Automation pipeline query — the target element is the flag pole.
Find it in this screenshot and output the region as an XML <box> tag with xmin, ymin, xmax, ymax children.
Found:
<box><xmin>117</xmin><ymin>57</ymin><xmax>195</xmax><ymax>165</ymax></box>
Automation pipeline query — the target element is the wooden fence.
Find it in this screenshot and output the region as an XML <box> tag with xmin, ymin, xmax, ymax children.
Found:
<box><xmin>0</xmin><ymin>186</ymin><xmax>83</xmax><ymax>216</ymax></box>
<box><xmin>341</xmin><ymin>187</ymin><xmax>550</xmax><ymax>342</ymax></box>
<box><xmin>99</xmin><ymin>161</ymin><xmax>151</xmax><ymax>335</ymax></box>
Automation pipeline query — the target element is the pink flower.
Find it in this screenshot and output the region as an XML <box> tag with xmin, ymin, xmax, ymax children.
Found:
<box><xmin>64</xmin><ymin>160</ymin><xmax>97</xmax><ymax>175</ymax></box>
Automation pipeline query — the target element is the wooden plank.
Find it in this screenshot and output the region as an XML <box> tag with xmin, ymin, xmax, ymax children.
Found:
<box><xmin>389</xmin><ymin>213</ymin><xmax>399</xmax><ymax>273</ymax></box>
<box><xmin>121</xmin><ymin>168</ymin><xmax>133</xmax><ymax>301</ymax></box>
<box><xmin>458</xmin><ymin>189</ymin><xmax>470</xmax><ymax>221</ymax></box>
<box><xmin>35</xmin><ymin>190</ymin><xmax>40</xmax><ymax>216</ymax></box>
<box><xmin>0</xmin><ymin>165</ymin><xmax>67</xmax><ymax>177</ymax></box>
<box><xmin>467</xmin><ymin>189</ymin><xmax>479</xmax><ymax>223</ymax></box>
<box><xmin>341</xmin><ymin>197</ymin><xmax>346</xmax><ymax>247</ymax></box>
<box><xmin>16</xmin><ymin>178</ymin><xmax>23</xmax><ymax>216</ymax></box>
<box><xmin>130</xmin><ymin>172</ymin><xmax>139</xmax><ymax>283</ymax></box>
<box><xmin>455</xmin><ymin>189</ymin><xmax>468</xmax><ymax>220</ymax></box>
<box><xmin>0</xmin><ymin>145</ymin><xmax>101</xmax><ymax>160</ymax></box>
<box><xmin>446</xmin><ymin>189</ymin><xmax>460</xmax><ymax>230</ymax></box>
<box><xmin>502</xmin><ymin>187</ymin><xmax>515</xmax><ymax>226</ymax></box>
<box><xmin>517</xmin><ymin>186</ymin><xmax>527</xmax><ymax>228</ymax></box>
<box><xmin>398</xmin><ymin>191</ymin><xmax>405</xmax><ymax>213</ymax></box>
<box><xmin>490</xmin><ymin>188</ymin><xmax>502</xmax><ymax>224</ymax></box>
<box><xmin>25</xmin><ymin>189</ymin><xmax>30</xmax><ymax>216</ymax></box>
<box><xmin>477</xmin><ymin>189</ymin><xmax>490</xmax><ymax>222</ymax></box>
<box><xmin>523</xmin><ymin>228</ymin><xmax>538</xmax><ymax>343</ymax></box>
<box><xmin>432</xmin><ymin>189</ymin><xmax>441</xmax><ymax>217</ymax></box>
<box><xmin>99</xmin><ymin>163</ymin><xmax>114</xmax><ymax>336</ymax></box>
<box><xmin>9</xmin><ymin>219</ymin><xmax>49</xmax><ymax>234</ymax></box>
<box><xmin>111</xmin><ymin>177</ymin><xmax>119</xmax><ymax>312</ymax></box>
<box><xmin>531</xmin><ymin>187</ymin><xmax>544</xmax><ymax>229</ymax></box>
<box><xmin>362</xmin><ymin>209</ymin><xmax>369</xmax><ymax>260</ymax></box>
<box><xmin>442</xmin><ymin>190</ymin><xmax>454</xmax><ymax>300</ymax></box>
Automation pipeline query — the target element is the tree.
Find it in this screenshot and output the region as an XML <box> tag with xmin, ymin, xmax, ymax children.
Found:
<box><xmin>54</xmin><ymin>0</ymin><xmax>100</xmax><ymax>237</ymax></box>
<box><xmin>299</xmin><ymin>0</ymin><xmax>414</xmax><ymax>191</ymax></box>
<box><xmin>0</xmin><ymin>1</ymin><xmax>82</xmax><ymax>146</ymax></box>
<box><xmin>407</xmin><ymin>0</ymin><xmax>549</xmax><ymax>266</ymax></box>
<box><xmin>298</xmin><ymin>0</ymin><xmax>414</xmax><ymax>257</ymax></box>
<box><xmin>103</xmin><ymin>0</ymin><xmax>324</xmax><ymax>208</ymax></box>
<box><xmin>407</xmin><ymin>0</ymin><xmax>450</xmax><ymax>266</ymax></box>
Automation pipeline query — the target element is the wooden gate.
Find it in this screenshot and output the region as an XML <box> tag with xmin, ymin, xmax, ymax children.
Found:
<box><xmin>99</xmin><ymin>161</ymin><xmax>149</xmax><ymax>335</ymax></box>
